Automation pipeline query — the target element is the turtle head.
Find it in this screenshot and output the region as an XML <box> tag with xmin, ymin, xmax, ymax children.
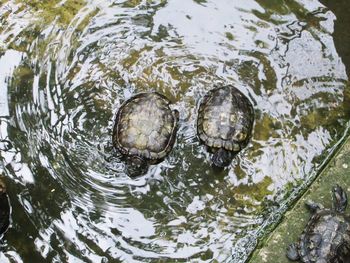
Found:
<box><xmin>126</xmin><ymin>156</ymin><xmax>149</xmax><ymax>177</ymax></box>
<box><xmin>211</xmin><ymin>148</ymin><xmax>235</xmax><ymax>168</ymax></box>
<box><xmin>332</xmin><ymin>184</ymin><xmax>348</xmax><ymax>213</ymax></box>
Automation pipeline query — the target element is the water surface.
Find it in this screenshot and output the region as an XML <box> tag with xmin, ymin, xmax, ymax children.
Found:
<box><xmin>0</xmin><ymin>0</ymin><xmax>349</xmax><ymax>262</ymax></box>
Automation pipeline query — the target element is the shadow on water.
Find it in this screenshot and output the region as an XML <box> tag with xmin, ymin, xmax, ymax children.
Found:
<box><xmin>0</xmin><ymin>0</ymin><xmax>350</xmax><ymax>262</ymax></box>
<box><xmin>320</xmin><ymin>0</ymin><xmax>350</xmax><ymax>77</ymax></box>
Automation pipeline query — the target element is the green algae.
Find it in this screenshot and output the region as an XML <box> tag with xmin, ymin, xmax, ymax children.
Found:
<box><xmin>76</xmin><ymin>7</ymin><xmax>99</xmax><ymax>32</ymax></box>
<box><xmin>225</xmin><ymin>32</ymin><xmax>234</xmax><ymax>41</ymax></box>
<box><xmin>17</xmin><ymin>0</ymin><xmax>86</xmax><ymax>26</ymax></box>
<box><xmin>234</xmin><ymin>176</ymin><xmax>273</xmax><ymax>204</ymax></box>
<box><xmin>193</xmin><ymin>0</ymin><xmax>207</xmax><ymax>5</ymax></box>
<box><xmin>252</xmin><ymin>0</ymin><xmax>310</xmax><ymax>23</ymax></box>
<box><xmin>0</xmin><ymin>8</ymin><xmax>11</xmax><ymax>34</ymax></box>
<box><xmin>7</xmin><ymin>25</ymin><xmax>42</xmax><ymax>52</ymax></box>
<box><xmin>9</xmin><ymin>63</ymin><xmax>35</xmax><ymax>104</ymax></box>
<box><xmin>151</xmin><ymin>24</ymin><xmax>170</xmax><ymax>42</ymax></box>
<box><xmin>213</xmin><ymin>175</ymin><xmax>276</xmax><ymax>219</ymax></box>
<box><xmin>121</xmin><ymin>0</ymin><xmax>167</xmax><ymax>8</ymax></box>
<box><xmin>253</xmin><ymin>114</ymin><xmax>282</xmax><ymax>141</ymax></box>
<box><xmin>6</xmin><ymin>1</ymin><xmax>98</xmax><ymax>59</ymax></box>
<box><xmin>121</xmin><ymin>0</ymin><xmax>142</xmax><ymax>8</ymax></box>
<box><xmin>121</xmin><ymin>46</ymin><xmax>153</xmax><ymax>69</ymax></box>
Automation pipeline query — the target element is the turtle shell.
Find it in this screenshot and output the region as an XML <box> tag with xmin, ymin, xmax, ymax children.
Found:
<box><xmin>298</xmin><ymin>210</ymin><xmax>350</xmax><ymax>262</ymax></box>
<box><xmin>0</xmin><ymin>178</ymin><xmax>10</xmax><ymax>236</ymax></box>
<box><xmin>197</xmin><ymin>85</ymin><xmax>254</xmax><ymax>152</ymax></box>
<box><xmin>113</xmin><ymin>92</ymin><xmax>178</xmax><ymax>161</ymax></box>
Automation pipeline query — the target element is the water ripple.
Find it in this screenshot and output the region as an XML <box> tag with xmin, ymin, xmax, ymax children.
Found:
<box><xmin>0</xmin><ymin>0</ymin><xmax>349</xmax><ymax>262</ymax></box>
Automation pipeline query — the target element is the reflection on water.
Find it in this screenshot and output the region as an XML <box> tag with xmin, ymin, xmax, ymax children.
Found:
<box><xmin>0</xmin><ymin>0</ymin><xmax>349</xmax><ymax>262</ymax></box>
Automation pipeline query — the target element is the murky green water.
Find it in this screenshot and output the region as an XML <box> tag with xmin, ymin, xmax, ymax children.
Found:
<box><xmin>0</xmin><ymin>0</ymin><xmax>349</xmax><ymax>262</ymax></box>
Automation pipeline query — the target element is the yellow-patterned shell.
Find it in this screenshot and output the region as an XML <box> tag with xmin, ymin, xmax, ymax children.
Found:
<box><xmin>113</xmin><ymin>92</ymin><xmax>179</xmax><ymax>161</ymax></box>
<box><xmin>197</xmin><ymin>85</ymin><xmax>254</xmax><ymax>152</ymax></box>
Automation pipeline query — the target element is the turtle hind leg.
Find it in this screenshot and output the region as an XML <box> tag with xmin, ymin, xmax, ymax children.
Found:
<box><xmin>333</xmin><ymin>184</ymin><xmax>348</xmax><ymax>213</ymax></box>
<box><xmin>286</xmin><ymin>243</ymin><xmax>300</xmax><ymax>261</ymax></box>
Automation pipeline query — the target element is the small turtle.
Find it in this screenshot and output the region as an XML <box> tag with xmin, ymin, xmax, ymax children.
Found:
<box><xmin>286</xmin><ymin>185</ymin><xmax>350</xmax><ymax>263</ymax></box>
<box><xmin>113</xmin><ymin>92</ymin><xmax>179</xmax><ymax>175</ymax></box>
<box><xmin>197</xmin><ymin>85</ymin><xmax>254</xmax><ymax>167</ymax></box>
<box><xmin>0</xmin><ymin>178</ymin><xmax>10</xmax><ymax>236</ymax></box>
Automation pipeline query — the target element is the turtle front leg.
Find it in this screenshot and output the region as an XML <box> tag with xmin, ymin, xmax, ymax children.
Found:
<box><xmin>305</xmin><ymin>200</ymin><xmax>324</xmax><ymax>213</ymax></box>
<box><xmin>286</xmin><ymin>243</ymin><xmax>300</xmax><ymax>261</ymax></box>
<box><xmin>332</xmin><ymin>184</ymin><xmax>348</xmax><ymax>213</ymax></box>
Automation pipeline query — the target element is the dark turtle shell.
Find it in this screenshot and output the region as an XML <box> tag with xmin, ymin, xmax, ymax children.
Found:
<box><xmin>0</xmin><ymin>178</ymin><xmax>10</xmax><ymax>236</ymax></box>
<box><xmin>113</xmin><ymin>92</ymin><xmax>178</xmax><ymax>162</ymax></box>
<box><xmin>297</xmin><ymin>211</ymin><xmax>350</xmax><ymax>262</ymax></box>
<box><xmin>287</xmin><ymin>185</ymin><xmax>350</xmax><ymax>263</ymax></box>
<box><xmin>197</xmin><ymin>85</ymin><xmax>254</xmax><ymax>152</ymax></box>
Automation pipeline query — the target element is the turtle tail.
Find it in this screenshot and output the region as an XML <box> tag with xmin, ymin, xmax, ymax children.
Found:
<box><xmin>212</xmin><ymin>148</ymin><xmax>234</xmax><ymax>168</ymax></box>
<box><xmin>126</xmin><ymin>156</ymin><xmax>149</xmax><ymax>177</ymax></box>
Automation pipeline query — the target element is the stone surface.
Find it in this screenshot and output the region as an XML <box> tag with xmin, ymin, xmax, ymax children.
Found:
<box><xmin>249</xmin><ymin>134</ymin><xmax>350</xmax><ymax>263</ymax></box>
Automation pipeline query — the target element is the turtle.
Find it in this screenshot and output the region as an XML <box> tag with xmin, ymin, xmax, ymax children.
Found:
<box><xmin>197</xmin><ymin>85</ymin><xmax>254</xmax><ymax>167</ymax></box>
<box><xmin>0</xmin><ymin>178</ymin><xmax>10</xmax><ymax>236</ymax></box>
<box><xmin>113</xmin><ymin>92</ymin><xmax>179</xmax><ymax>175</ymax></box>
<box><xmin>286</xmin><ymin>185</ymin><xmax>350</xmax><ymax>263</ymax></box>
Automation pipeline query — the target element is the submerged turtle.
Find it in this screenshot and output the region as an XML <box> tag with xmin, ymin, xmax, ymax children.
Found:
<box><xmin>286</xmin><ymin>185</ymin><xmax>350</xmax><ymax>263</ymax></box>
<box><xmin>113</xmin><ymin>92</ymin><xmax>179</xmax><ymax>175</ymax></box>
<box><xmin>0</xmin><ymin>178</ymin><xmax>10</xmax><ymax>236</ymax></box>
<box><xmin>197</xmin><ymin>85</ymin><xmax>254</xmax><ymax>167</ymax></box>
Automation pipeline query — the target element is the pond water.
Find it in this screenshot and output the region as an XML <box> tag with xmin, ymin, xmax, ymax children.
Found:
<box><xmin>0</xmin><ymin>0</ymin><xmax>349</xmax><ymax>262</ymax></box>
